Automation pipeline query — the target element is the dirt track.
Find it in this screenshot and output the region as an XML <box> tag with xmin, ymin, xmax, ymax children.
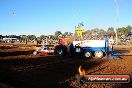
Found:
<box><xmin>0</xmin><ymin>44</ymin><xmax>132</xmax><ymax>88</ymax></box>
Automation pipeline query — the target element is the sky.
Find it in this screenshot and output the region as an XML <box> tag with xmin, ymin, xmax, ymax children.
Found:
<box><xmin>0</xmin><ymin>0</ymin><xmax>132</xmax><ymax>36</ymax></box>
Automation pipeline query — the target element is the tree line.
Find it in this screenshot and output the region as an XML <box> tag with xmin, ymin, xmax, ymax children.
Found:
<box><xmin>0</xmin><ymin>25</ymin><xmax>131</xmax><ymax>41</ymax></box>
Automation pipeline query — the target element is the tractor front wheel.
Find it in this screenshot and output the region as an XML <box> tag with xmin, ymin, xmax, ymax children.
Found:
<box><xmin>94</xmin><ymin>50</ymin><xmax>103</xmax><ymax>58</ymax></box>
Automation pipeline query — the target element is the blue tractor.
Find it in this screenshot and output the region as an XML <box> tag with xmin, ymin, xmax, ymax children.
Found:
<box><xmin>54</xmin><ymin>39</ymin><xmax>114</xmax><ymax>59</ymax></box>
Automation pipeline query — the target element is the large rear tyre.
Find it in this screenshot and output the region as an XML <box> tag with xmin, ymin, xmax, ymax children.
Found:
<box><xmin>54</xmin><ymin>45</ymin><xmax>67</xmax><ymax>56</ymax></box>
<box><xmin>84</xmin><ymin>51</ymin><xmax>92</xmax><ymax>59</ymax></box>
<box><xmin>94</xmin><ymin>50</ymin><xmax>103</xmax><ymax>58</ymax></box>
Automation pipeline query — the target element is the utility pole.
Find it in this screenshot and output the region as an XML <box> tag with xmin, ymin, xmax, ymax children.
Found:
<box><xmin>115</xmin><ymin>0</ymin><xmax>119</xmax><ymax>46</ymax></box>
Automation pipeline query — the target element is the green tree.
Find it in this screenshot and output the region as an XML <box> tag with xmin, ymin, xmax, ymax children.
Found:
<box><xmin>20</xmin><ymin>35</ymin><xmax>27</xmax><ymax>40</ymax></box>
<box><xmin>78</xmin><ymin>22</ymin><xmax>84</xmax><ymax>27</ymax></box>
<box><xmin>0</xmin><ymin>35</ymin><xmax>3</xmax><ymax>38</ymax></box>
<box><xmin>0</xmin><ymin>35</ymin><xmax>2</xmax><ymax>41</ymax></box>
<box><xmin>126</xmin><ymin>25</ymin><xmax>132</xmax><ymax>33</ymax></box>
<box><xmin>107</xmin><ymin>27</ymin><xmax>115</xmax><ymax>36</ymax></box>
<box><xmin>55</xmin><ymin>31</ymin><xmax>62</xmax><ymax>37</ymax></box>
<box><xmin>98</xmin><ymin>29</ymin><xmax>105</xmax><ymax>35</ymax></box>
<box><xmin>40</xmin><ymin>35</ymin><xmax>45</xmax><ymax>40</ymax></box>
<box><xmin>64</xmin><ymin>32</ymin><xmax>68</xmax><ymax>35</ymax></box>
<box><xmin>117</xmin><ymin>25</ymin><xmax>132</xmax><ymax>35</ymax></box>
<box><xmin>27</xmin><ymin>35</ymin><xmax>36</xmax><ymax>40</ymax></box>
<box><xmin>20</xmin><ymin>35</ymin><xmax>27</xmax><ymax>43</ymax></box>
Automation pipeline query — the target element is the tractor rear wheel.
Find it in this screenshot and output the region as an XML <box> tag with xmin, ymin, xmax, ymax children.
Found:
<box><xmin>75</xmin><ymin>47</ymin><xmax>81</xmax><ymax>53</ymax></box>
<box><xmin>54</xmin><ymin>45</ymin><xmax>67</xmax><ymax>56</ymax></box>
<box><xmin>84</xmin><ymin>51</ymin><xmax>92</xmax><ymax>59</ymax></box>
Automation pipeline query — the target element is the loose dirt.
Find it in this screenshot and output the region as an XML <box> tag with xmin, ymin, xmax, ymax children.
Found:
<box><xmin>0</xmin><ymin>44</ymin><xmax>131</xmax><ymax>88</ymax></box>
